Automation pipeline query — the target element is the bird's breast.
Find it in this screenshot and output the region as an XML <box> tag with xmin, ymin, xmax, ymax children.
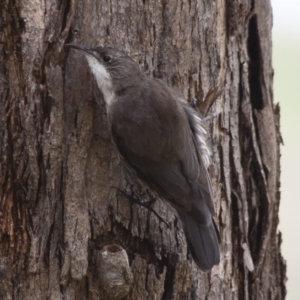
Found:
<box><xmin>109</xmin><ymin>95</ymin><xmax>189</xmax><ymax>162</ymax></box>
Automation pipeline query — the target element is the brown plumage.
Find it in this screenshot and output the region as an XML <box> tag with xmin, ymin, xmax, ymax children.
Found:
<box><xmin>66</xmin><ymin>44</ymin><xmax>220</xmax><ymax>271</ymax></box>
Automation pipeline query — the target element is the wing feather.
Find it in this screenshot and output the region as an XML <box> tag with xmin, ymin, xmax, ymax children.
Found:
<box><xmin>110</xmin><ymin>78</ymin><xmax>214</xmax><ymax>226</ymax></box>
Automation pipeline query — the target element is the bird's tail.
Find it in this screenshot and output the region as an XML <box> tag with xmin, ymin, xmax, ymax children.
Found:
<box><xmin>179</xmin><ymin>212</ymin><xmax>220</xmax><ymax>271</ymax></box>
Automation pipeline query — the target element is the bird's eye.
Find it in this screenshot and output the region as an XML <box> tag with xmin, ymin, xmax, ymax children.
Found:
<box><xmin>103</xmin><ymin>55</ymin><xmax>111</xmax><ymax>63</ymax></box>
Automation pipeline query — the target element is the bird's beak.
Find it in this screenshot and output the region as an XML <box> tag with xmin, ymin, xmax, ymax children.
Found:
<box><xmin>65</xmin><ymin>43</ymin><xmax>95</xmax><ymax>56</ymax></box>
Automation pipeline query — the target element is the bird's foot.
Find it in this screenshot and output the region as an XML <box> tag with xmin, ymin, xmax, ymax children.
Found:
<box><xmin>189</xmin><ymin>87</ymin><xmax>223</xmax><ymax>117</ymax></box>
<box><xmin>116</xmin><ymin>189</ymin><xmax>169</xmax><ymax>227</ymax></box>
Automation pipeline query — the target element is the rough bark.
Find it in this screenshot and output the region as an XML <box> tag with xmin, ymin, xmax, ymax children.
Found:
<box><xmin>0</xmin><ymin>0</ymin><xmax>286</xmax><ymax>299</ymax></box>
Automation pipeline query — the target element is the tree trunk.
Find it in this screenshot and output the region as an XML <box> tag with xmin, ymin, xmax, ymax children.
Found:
<box><xmin>0</xmin><ymin>0</ymin><xmax>286</xmax><ymax>299</ymax></box>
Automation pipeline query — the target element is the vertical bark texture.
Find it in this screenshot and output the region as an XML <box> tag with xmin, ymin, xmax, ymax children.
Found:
<box><xmin>0</xmin><ymin>0</ymin><xmax>286</xmax><ymax>299</ymax></box>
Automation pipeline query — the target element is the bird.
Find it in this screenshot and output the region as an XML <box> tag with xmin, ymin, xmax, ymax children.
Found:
<box><xmin>65</xmin><ymin>43</ymin><xmax>220</xmax><ymax>271</ymax></box>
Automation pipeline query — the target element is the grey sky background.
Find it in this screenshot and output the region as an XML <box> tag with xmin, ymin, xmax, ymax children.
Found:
<box><xmin>272</xmin><ymin>0</ymin><xmax>300</xmax><ymax>299</ymax></box>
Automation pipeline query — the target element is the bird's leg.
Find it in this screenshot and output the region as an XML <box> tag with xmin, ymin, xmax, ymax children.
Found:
<box><xmin>189</xmin><ymin>87</ymin><xmax>223</xmax><ymax>118</ymax></box>
<box><xmin>189</xmin><ymin>97</ymin><xmax>221</xmax><ymax>121</ymax></box>
<box><xmin>189</xmin><ymin>97</ymin><xmax>198</xmax><ymax>109</ymax></box>
<box><xmin>116</xmin><ymin>189</ymin><xmax>169</xmax><ymax>227</ymax></box>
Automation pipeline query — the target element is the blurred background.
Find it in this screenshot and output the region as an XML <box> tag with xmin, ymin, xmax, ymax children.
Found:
<box><xmin>272</xmin><ymin>0</ymin><xmax>300</xmax><ymax>299</ymax></box>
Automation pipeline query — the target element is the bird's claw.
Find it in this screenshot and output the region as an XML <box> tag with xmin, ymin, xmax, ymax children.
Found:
<box><xmin>116</xmin><ymin>189</ymin><xmax>169</xmax><ymax>227</ymax></box>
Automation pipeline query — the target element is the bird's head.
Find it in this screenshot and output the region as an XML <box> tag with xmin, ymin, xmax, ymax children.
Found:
<box><xmin>65</xmin><ymin>43</ymin><xmax>143</xmax><ymax>104</ymax></box>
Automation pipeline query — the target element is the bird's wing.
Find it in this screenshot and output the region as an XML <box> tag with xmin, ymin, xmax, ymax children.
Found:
<box><xmin>110</xmin><ymin>80</ymin><xmax>214</xmax><ymax>225</ymax></box>
<box><xmin>112</xmin><ymin>129</ymin><xmax>191</xmax><ymax>205</ymax></box>
<box><xmin>182</xmin><ymin>104</ymin><xmax>216</xmax><ymax>216</ymax></box>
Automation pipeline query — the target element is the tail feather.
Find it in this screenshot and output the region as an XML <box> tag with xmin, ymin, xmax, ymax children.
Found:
<box><xmin>179</xmin><ymin>212</ymin><xmax>220</xmax><ymax>271</ymax></box>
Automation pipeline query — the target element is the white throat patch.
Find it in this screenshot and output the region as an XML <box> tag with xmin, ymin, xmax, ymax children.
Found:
<box><xmin>85</xmin><ymin>55</ymin><xmax>115</xmax><ymax>107</ymax></box>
